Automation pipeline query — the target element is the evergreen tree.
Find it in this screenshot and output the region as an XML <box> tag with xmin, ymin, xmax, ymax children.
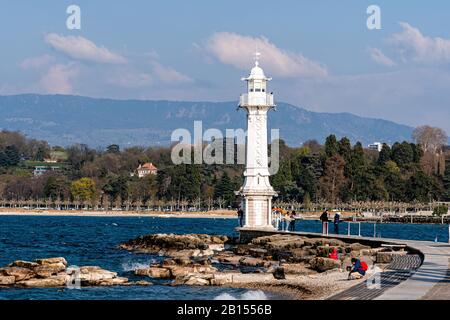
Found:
<box><xmin>345</xmin><ymin>141</ymin><xmax>367</xmax><ymax>198</ymax></box>
<box><xmin>4</xmin><ymin>145</ymin><xmax>20</xmax><ymax>166</ymax></box>
<box><xmin>44</xmin><ymin>175</ymin><xmax>69</xmax><ymax>200</ymax></box>
<box><xmin>337</xmin><ymin>137</ymin><xmax>352</xmax><ymax>162</ymax></box>
<box><xmin>271</xmin><ymin>159</ymin><xmax>293</xmax><ymax>191</ymax></box>
<box><xmin>0</xmin><ymin>151</ymin><xmax>9</xmax><ymax>167</ymax></box>
<box><xmin>324</xmin><ymin>135</ymin><xmax>339</xmax><ymax>158</ymax></box>
<box><xmin>382</xmin><ymin>161</ymin><xmax>406</xmax><ymax>201</ymax></box>
<box><xmin>183</xmin><ymin>164</ymin><xmax>201</xmax><ymax>201</ymax></box>
<box><xmin>391</xmin><ymin>142</ymin><xmax>415</xmax><ymax>171</ymax></box>
<box><xmin>351</xmin><ymin>142</ymin><xmax>366</xmax><ymax>169</ymax></box>
<box><xmin>214</xmin><ymin>172</ymin><xmax>235</xmax><ymax>207</ymax></box>
<box><xmin>406</xmin><ymin>170</ymin><xmax>435</xmax><ymax>202</ymax></box>
<box><xmin>377</xmin><ymin>143</ymin><xmax>391</xmax><ymax>165</ymax></box>
<box><xmin>103</xmin><ymin>175</ymin><xmax>128</xmax><ymax>202</ymax></box>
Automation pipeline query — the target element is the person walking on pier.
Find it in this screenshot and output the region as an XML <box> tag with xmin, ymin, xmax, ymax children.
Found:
<box><xmin>320</xmin><ymin>210</ymin><xmax>329</xmax><ymax>235</ymax></box>
<box><xmin>333</xmin><ymin>211</ymin><xmax>341</xmax><ymax>234</ymax></box>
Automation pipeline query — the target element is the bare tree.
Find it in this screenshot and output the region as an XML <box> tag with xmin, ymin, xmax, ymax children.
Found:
<box><xmin>413</xmin><ymin>125</ymin><xmax>448</xmax><ymax>154</ymax></box>
<box><xmin>216</xmin><ymin>197</ymin><xmax>225</xmax><ymax>210</ymax></box>
<box><xmin>319</xmin><ymin>155</ymin><xmax>346</xmax><ymax>204</ymax></box>
<box><xmin>413</xmin><ymin>126</ymin><xmax>448</xmax><ymax>175</ymax></box>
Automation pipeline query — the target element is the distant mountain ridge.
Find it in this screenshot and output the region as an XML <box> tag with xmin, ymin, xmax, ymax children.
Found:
<box><xmin>0</xmin><ymin>94</ymin><xmax>414</xmax><ymax>148</ymax></box>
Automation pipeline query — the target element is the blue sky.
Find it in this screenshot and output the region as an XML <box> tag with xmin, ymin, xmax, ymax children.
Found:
<box><xmin>1</xmin><ymin>1</ymin><xmax>450</xmax><ymax>132</ymax></box>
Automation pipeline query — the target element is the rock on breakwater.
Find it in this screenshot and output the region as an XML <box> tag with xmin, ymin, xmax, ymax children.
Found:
<box><xmin>0</xmin><ymin>257</ymin><xmax>151</xmax><ymax>288</ymax></box>
<box><xmin>120</xmin><ymin>233</ymin><xmax>409</xmax><ymax>298</ymax></box>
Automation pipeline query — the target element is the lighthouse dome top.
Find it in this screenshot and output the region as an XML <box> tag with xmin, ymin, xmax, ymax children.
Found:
<box><xmin>249</xmin><ymin>62</ymin><xmax>266</xmax><ymax>79</ymax></box>
<box><xmin>242</xmin><ymin>53</ymin><xmax>272</xmax><ymax>81</ymax></box>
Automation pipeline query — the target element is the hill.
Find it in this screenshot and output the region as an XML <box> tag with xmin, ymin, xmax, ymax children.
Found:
<box><xmin>0</xmin><ymin>94</ymin><xmax>413</xmax><ymax>147</ymax></box>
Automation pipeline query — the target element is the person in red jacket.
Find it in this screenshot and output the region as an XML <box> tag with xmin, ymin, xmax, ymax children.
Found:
<box><xmin>329</xmin><ymin>248</ymin><xmax>338</xmax><ymax>260</ymax></box>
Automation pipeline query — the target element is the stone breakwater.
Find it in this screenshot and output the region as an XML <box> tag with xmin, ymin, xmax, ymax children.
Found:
<box><xmin>0</xmin><ymin>257</ymin><xmax>151</xmax><ymax>288</ymax></box>
<box><xmin>120</xmin><ymin>233</ymin><xmax>409</xmax><ymax>299</ymax></box>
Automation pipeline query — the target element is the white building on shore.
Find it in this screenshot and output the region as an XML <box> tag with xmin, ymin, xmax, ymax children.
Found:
<box><xmin>368</xmin><ymin>142</ymin><xmax>383</xmax><ymax>152</ymax></box>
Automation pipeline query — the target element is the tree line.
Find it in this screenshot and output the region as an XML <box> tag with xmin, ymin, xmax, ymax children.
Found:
<box><xmin>0</xmin><ymin>125</ymin><xmax>448</xmax><ymax>211</ymax></box>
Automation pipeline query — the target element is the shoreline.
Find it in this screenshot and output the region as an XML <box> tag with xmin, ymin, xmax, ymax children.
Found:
<box><xmin>0</xmin><ymin>209</ymin><xmax>237</xmax><ymax>219</ymax></box>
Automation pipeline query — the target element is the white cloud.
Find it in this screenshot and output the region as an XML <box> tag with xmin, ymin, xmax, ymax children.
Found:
<box><xmin>39</xmin><ymin>63</ymin><xmax>79</xmax><ymax>94</ymax></box>
<box><xmin>280</xmin><ymin>67</ymin><xmax>450</xmax><ymax>133</ymax></box>
<box><xmin>20</xmin><ymin>54</ymin><xmax>54</xmax><ymax>70</ymax></box>
<box><xmin>151</xmin><ymin>61</ymin><xmax>193</xmax><ymax>84</ymax></box>
<box><xmin>388</xmin><ymin>22</ymin><xmax>450</xmax><ymax>64</ymax></box>
<box><xmin>204</xmin><ymin>32</ymin><xmax>327</xmax><ymax>78</ymax></box>
<box><xmin>44</xmin><ymin>33</ymin><xmax>127</xmax><ymax>64</ymax></box>
<box><xmin>368</xmin><ymin>47</ymin><xmax>396</xmax><ymax>67</ymax></box>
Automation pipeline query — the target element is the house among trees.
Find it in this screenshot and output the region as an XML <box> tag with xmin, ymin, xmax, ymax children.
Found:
<box><xmin>33</xmin><ymin>166</ymin><xmax>60</xmax><ymax>176</ymax></box>
<box><xmin>136</xmin><ymin>163</ymin><xmax>158</xmax><ymax>178</ymax></box>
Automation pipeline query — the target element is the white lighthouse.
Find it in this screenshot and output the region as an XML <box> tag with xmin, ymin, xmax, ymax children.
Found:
<box><xmin>237</xmin><ymin>53</ymin><xmax>277</xmax><ymax>229</ymax></box>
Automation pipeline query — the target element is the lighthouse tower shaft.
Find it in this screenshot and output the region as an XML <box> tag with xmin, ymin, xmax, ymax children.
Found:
<box><xmin>238</xmin><ymin>56</ymin><xmax>277</xmax><ymax>229</ymax></box>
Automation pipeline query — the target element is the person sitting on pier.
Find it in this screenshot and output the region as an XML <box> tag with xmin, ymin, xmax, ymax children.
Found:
<box><xmin>348</xmin><ymin>258</ymin><xmax>368</xmax><ymax>280</ymax></box>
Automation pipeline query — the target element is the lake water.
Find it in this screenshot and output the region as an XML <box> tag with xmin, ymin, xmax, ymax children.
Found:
<box><xmin>0</xmin><ymin>215</ymin><xmax>448</xmax><ymax>300</ymax></box>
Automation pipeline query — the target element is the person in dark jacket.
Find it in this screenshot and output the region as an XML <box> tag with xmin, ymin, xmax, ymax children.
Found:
<box><xmin>348</xmin><ymin>258</ymin><xmax>366</xmax><ymax>280</ymax></box>
<box><xmin>288</xmin><ymin>211</ymin><xmax>296</xmax><ymax>231</ymax></box>
<box><xmin>320</xmin><ymin>210</ymin><xmax>329</xmax><ymax>234</ymax></box>
<box><xmin>333</xmin><ymin>211</ymin><xmax>341</xmax><ymax>234</ymax></box>
<box><xmin>237</xmin><ymin>208</ymin><xmax>244</xmax><ymax>227</ymax></box>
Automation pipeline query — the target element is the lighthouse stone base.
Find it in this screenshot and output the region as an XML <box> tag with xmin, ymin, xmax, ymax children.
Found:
<box><xmin>240</xmin><ymin>189</ymin><xmax>277</xmax><ymax>230</ymax></box>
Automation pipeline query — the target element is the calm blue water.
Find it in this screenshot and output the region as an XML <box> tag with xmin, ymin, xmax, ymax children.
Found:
<box><xmin>0</xmin><ymin>215</ymin><xmax>264</xmax><ymax>300</ymax></box>
<box><xmin>0</xmin><ymin>215</ymin><xmax>448</xmax><ymax>300</ymax></box>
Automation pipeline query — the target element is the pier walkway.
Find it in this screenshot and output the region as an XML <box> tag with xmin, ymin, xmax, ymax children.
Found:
<box><xmin>238</xmin><ymin>228</ymin><xmax>450</xmax><ymax>300</ymax></box>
